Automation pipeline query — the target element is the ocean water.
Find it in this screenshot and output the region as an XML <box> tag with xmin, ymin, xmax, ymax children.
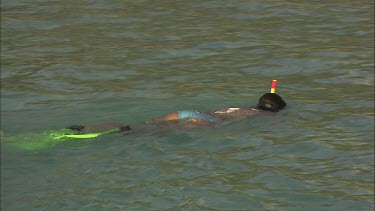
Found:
<box><xmin>1</xmin><ymin>0</ymin><xmax>374</xmax><ymax>210</ymax></box>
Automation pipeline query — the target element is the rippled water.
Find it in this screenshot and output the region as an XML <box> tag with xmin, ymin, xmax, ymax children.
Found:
<box><xmin>1</xmin><ymin>0</ymin><xmax>374</xmax><ymax>210</ymax></box>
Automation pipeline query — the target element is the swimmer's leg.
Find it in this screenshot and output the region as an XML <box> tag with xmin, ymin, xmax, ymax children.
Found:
<box><xmin>119</xmin><ymin>125</ymin><xmax>131</xmax><ymax>135</ymax></box>
<box><xmin>147</xmin><ymin>112</ymin><xmax>179</xmax><ymax>123</ymax></box>
<box><xmin>66</xmin><ymin>125</ymin><xmax>85</xmax><ymax>134</ymax></box>
<box><xmin>68</xmin><ymin>124</ymin><xmax>131</xmax><ymax>135</ymax></box>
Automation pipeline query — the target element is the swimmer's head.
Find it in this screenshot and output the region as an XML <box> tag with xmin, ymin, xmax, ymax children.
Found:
<box><xmin>257</xmin><ymin>93</ymin><xmax>286</xmax><ymax>112</ymax></box>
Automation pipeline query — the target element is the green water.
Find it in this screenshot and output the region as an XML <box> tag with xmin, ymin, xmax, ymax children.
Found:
<box><xmin>1</xmin><ymin>0</ymin><xmax>374</xmax><ymax>210</ymax></box>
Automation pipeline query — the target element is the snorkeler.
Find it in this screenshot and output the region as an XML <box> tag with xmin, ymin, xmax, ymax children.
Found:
<box><xmin>147</xmin><ymin>81</ymin><xmax>286</xmax><ymax>126</ymax></box>
<box><xmin>68</xmin><ymin>80</ymin><xmax>286</xmax><ymax>131</ymax></box>
<box><xmin>6</xmin><ymin>80</ymin><xmax>286</xmax><ymax>150</ymax></box>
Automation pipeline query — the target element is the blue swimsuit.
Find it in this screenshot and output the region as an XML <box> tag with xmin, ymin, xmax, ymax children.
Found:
<box><xmin>177</xmin><ymin>110</ymin><xmax>219</xmax><ymax>123</ymax></box>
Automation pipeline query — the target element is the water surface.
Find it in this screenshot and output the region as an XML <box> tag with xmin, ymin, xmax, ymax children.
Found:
<box><xmin>1</xmin><ymin>0</ymin><xmax>374</xmax><ymax>210</ymax></box>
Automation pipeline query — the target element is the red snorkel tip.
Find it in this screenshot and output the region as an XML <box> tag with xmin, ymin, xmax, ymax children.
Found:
<box><xmin>270</xmin><ymin>80</ymin><xmax>277</xmax><ymax>93</ymax></box>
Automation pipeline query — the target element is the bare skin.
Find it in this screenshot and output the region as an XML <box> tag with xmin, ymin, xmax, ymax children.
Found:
<box><xmin>147</xmin><ymin>112</ymin><xmax>179</xmax><ymax>123</ymax></box>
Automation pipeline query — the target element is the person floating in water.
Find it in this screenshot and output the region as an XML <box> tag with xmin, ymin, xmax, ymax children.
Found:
<box><xmin>148</xmin><ymin>80</ymin><xmax>285</xmax><ymax>126</ymax></box>
<box><xmin>6</xmin><ymin>80</ymin><xmax>286</xmax><ymax>150</ymax></box>
<box><xmin>147</xmin><ymin>92</ymin><xmax>286</xmax><ymax>127</ymax></box>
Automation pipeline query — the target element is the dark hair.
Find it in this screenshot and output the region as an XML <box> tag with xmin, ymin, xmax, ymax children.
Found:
<box><xmin>257</xmin><ymin>93</ymin><xmax>286</xmax><ymax>112</ymax></box>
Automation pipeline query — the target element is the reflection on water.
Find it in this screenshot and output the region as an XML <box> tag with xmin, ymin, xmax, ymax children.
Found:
<box><xmin>1</xmin><ymin>0</ymin><xmax>374</xmax><ymax>210</ymax></box>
